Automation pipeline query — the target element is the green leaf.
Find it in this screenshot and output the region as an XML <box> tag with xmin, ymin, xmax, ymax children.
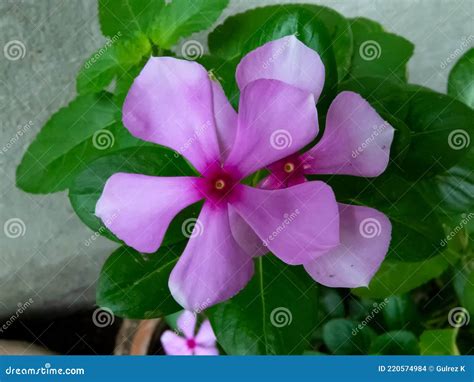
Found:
<box><xmin>448</xmin><ymin>47</ymin><xmax>474</xmax><ymax>108</ymax></box>
<box><xmin>382</xmin><ymin>295</ymin><xmax>420</xmax><ymax>332</ymax></box>
<box><xmin>347</xmin><ymin>17</ymin><xmax>414</xmax><ymax>83</ymax></box>
<box><xmin>322</xmin><ymin>318</ymin><xmax>375</xmax><ymax>355</ymax></box>
<box><xmin>417</xmin><ymin>147</ymin><xmax>474</xmax><ymax>215</ymax></box>
<box><xmin>400</xmin><ymin>90</ymin><xmax>474</xmax><ymax>179</ymax></box>
<box><xmin>97</xmin><ymin>245</ymin><xmax>183</xmax><ymax>318</ymax></box>
<box><xmin>68</xmin><ymin>146</ymin><xmax>200</xmax><ymax>245</ymax></box>
<box><xmin>208</xmin><ymin>257</ymin><xmax>319</xmax><ymax>355</ymax></box>
<box><xmin>16</xmin><ymin>93</ymin><xmax>120</xmax><ymax>193</ymax></box>
<box><xmin>98</xmin><ymin>0</ymin><xmax>164</xmax><ymax>38</ymax></box>
<box><xmin>462</xmin><ymin>270</ymin><xmax>474</xmax><ymax>315</ymax></box>
<box><xmin>352</xmin><ymin>252</ymin><xmax>455</xmax><ymax>299</ymax></box>
<box><xmin>369</xmin><ymin>331</ymin><xmax>419</xmax><ymax>355</ymax></box>
<box><xmin>150</xmin><ymin>0</ymin><xmax>229</xmax><ymax>49</ymax></box>
<box><xmin>321</xmin><ymin>288</ymin><xmax>345</xmax><ymax>319</ymax></box>
<box><xmin>419</xmin><ymin>329</ymin><xmax>460</xmax><ymax>355</ymax></box>
<box><xmin>208</xmin><ymin>5</ymin><xmax>340</xmax><ymax>109</ymax></box>
<box><xmin>77</xmin><ymin>33</ymin><xmax>151</xmax><ymax>95</ymax></box>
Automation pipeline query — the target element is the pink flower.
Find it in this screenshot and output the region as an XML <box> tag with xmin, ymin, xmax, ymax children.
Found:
<box><xmin>161</xmin><ymin>311</ymin><xmax>218</xmax><ymax>355</ymax></box>
<box><xmin>236</xmin><ymin>36</ymin><xmax>395</xmax><ymax>288</ymax></box>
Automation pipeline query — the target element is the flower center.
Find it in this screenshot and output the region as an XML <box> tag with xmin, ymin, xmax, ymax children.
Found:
<box><xmin>283</xmin><ymin>162</ymin><xmax>295</xmax><ymax>173</ymax></box>
<box><xmin>214</xmin><ymin>179</ymin><xmax>226</xmax><ymax>190</ymax></box>
<box><xmin>186</xmin><ymin>338</ymin><xmax>197</xmax><ymax>349</ymax></box>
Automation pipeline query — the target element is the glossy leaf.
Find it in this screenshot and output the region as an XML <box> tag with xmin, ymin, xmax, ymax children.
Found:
<box><xmin>448</xmin><ymin>47</ymin><xmax>474</xmax><ymax>108</ymax></box>
<box><xmin>419</xmin><ymin>329</ymin><xmax>460</xmax><ymax>355</ymax></box>
<box><xmin>68</xmin><ymin>146</ymin><xmax>200</xmax><ymax>245</ymax></box>
<box><xmin>97</xmin><ymin>245</ymin><xmax>183</xmax><ymax>318</ymax></box>
<box><xmin>149</xmin><ymin>0</ymin><xmax>229</xmax><ymax>49</ymax></box>
<box><xmin>16</xmin><ymin>93</ymin><xmax>120</xmax><ymax>193</ymax></box>
<box><xmin>208</xmin><ymin>257</ymin><xmax>319</xmax><ymax>355</ymax></box>
<box><xmin>399</xmin><ymin>90</ymin><xmax>474</xmax><ymax>179</ymax></box>
<box><xmin>347</xmin><ymin>17</ymin><xmax>414</xmax><ymax>83</ymax></box>
<box><xmin>369</xmin><ymin>331</ymin><xmax>419</xmax><ymax>355</ymax></box>
<box><xmin>322</xmin><ymin>318</ymin><xmax>375</xmax><ymax>355</ymax></box>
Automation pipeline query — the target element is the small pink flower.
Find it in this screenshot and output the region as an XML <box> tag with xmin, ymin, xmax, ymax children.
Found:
<box><xmin>161</xmin><ymin>311</ymin><xmax>218</xmax><ymax>355</ymax></box>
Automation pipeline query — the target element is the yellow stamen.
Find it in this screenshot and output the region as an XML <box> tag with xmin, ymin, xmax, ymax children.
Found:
<box><xmin>284</xmin><ymin>162</ymin><xmax>295</xmax><ymax>173</ymax></box>
<box><xmin>215</xmin><ymin>179</ymin><xmax>226</xmax><ymax>190</ymax></box>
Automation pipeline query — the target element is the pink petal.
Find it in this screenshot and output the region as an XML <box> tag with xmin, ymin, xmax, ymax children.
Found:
<box><xmin>230</xmin><ymin>183</ymin><xmax>340</xmax><ymax>265</ymax></box>
<box><xmin>177</xmin><ymin>310</ymin><xmax>197</xmax><ymax>339</ymax></box>
<box><xmin>95</xmin><ymin>174</ymin><xmax>202</xmax><ymax>253</ymax></box>
<box><xmin>228</xmin><ymin>205</ymin><xmax>267</xmax><ymax>257</ymax></box>
<box><xmin>161</xmin><ymin>330</ymin><xmax>192</xmax><ymax>355</ymax></box>
<box><xmin>212</xmin><ymin>81</ymin><xmax>237</xmax><ymax>160</ymax></box>
<box><xmin>168</xmin><ymin>203</ymin><xmax>254</xmax><ymax>311</ymax></box>
<box><xmin>123</xmin><ymin>57</ymin><xmax>221</xmax><ymax>173</ymax></box>
<box><xmin>304</xmin><ymin>203</ymin><xmax>392</xmax><ymax>288</ymax></box>
<box><xmin>194</xmin><ymin>345</ymin><xmax>219</xmax><ymax>356</ymax></box>
<box><xmin>225</xmin><ymin>79</ymin><xmax>318</xmax><ymax>177</ymax></box>
<box><xmin>302</xmin><ymin>91</ymin><xmax>394</xmax><ymax>177</ymax></box>
<box><xmin>195</xmin><ymin>320</ymin><xmax>217</xmax><ymax>347</ymax></box>
<box><xmin>236</xmin><ymin>35</ymin><xmax>325</xmax><ymax>102</ymax></box>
